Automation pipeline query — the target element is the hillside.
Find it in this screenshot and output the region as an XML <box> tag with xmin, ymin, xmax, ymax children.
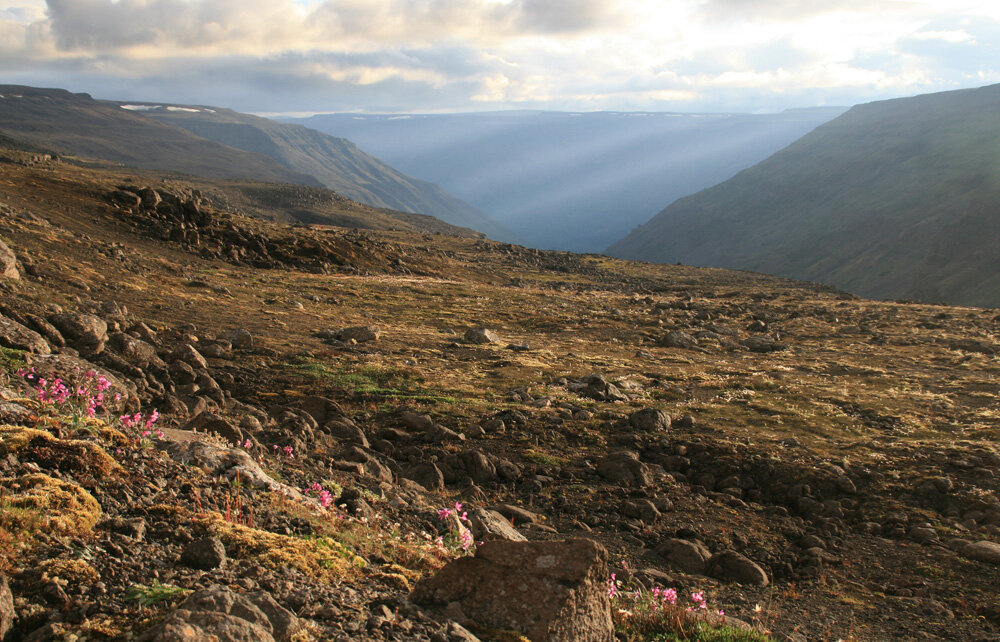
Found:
<box><xmin>2</xmin><ymin>150</ymin><xmax>1000</xmax><ymax>641</ymax></box>
<box><xmin>607</xmin><ymin>84</ymin><xmax>1000</xmax><ymax>307</ymax></box>
<box><xmin>286</xmin><ymin>108</ymin><xmax>844</xmax><ymax>252</ymax></box>
<box><xmin>0</xmin><ymin>85</ymin><xmax>319</xmax><ymax>186</ymax></box>
<box><xmin>129</xmin><ymin>103</ymin><xmax>519</xmax><ymax>242</ymax></box>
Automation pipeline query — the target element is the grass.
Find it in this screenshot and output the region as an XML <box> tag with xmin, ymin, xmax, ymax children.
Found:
<box><xmin>124</xmin><ymin>580</ymin><xmax>191</xmax><ymax>606</ymax></box>
<box><xmin>285</xmin><ymin>357</ymin><xmax>465</xmax><ymax>404</ymax></box>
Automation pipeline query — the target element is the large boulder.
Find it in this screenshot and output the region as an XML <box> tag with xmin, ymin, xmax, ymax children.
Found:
<box><xmin>0</xmin><ymin>240</ymin><xmax>19</xmax><ymax>280</ymax></box>
<box><xmin>137</xmin><ymin>586</ymin><xmax>301</xmax><ymax>642</ymax></box>
<box><xmin>958</xmin><ymin>540</ymin><xmax>1000</xmax><ymax>564</ymax></box>
<box><xmin>0</xmin><ymin>313</ymin><xmax>50</xmax><ymax>354</ymax></box>
<box><xmin>467</xmin><ymin>508</ymin><xmax>527</xmax><ymax>542</ymax></box>
<box><xmin>51</xmin><ymin>312</ymin><xmax>108</xmax><ymax>354</ymax></box>
<box><xmin>628</xmin><ymin>408</ymin><xmax>671</xmax><ymax>432</ymax></box>
<box><xmin>658</xmin><ymin>331</ymin><xmax>698</xmax><ymax>349</ymax></box>
<box><xmin>655</xmin><ymin>538</ymin><xmax>712</xmax><ymax>574</ymax></box>
<box><xmin>337</xmin><ymin>326</ymin><xmax>380</xmax><ymax>343</ymax></box>
<box><xmin>596</xmin><ymin>451</ymin><xmax>652</xmax><ymax>486</ymax></box>
<box><xmin>705</xmin><ymin>550</ymin><xmax>769</xmax><ymax>586</ymax></box>
<box><xmin>108</xmin><ymin>332</ymin><xmax>164</xmax><ymax>369</ymax></box>
<box><xmin>412</xmin><ymin>538</ymin><xmax>614</xmax><ymax>642</ymax></box>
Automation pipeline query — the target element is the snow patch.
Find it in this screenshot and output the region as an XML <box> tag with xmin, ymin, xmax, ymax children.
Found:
<box><xmin>121</xmin><ymin>104</ymin><xmax>158</xmax><ymax>111</ymax></box>
<box><xmin>166</xmin><ymin>106</ymin><xmax>201</xmax><ymax>112</ymax></box>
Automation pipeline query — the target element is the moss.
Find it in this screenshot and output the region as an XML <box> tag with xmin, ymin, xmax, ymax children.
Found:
<box><xmin>0</xmin><ymin>473</ymin><xmax>102</xmax><ymax>546</ymax></box>
<box><xmin>37</xmin><ymin>557</ymin><xmax>100</xmax><ymax>590</ymax></box>
<box><xmin>195</xmin><ymin>514</ymin><xmax>365</xmax><ymax>581</ymax></box>
<box><xmin>0</xmin><ymin>424</ymin><xmax>123</xmax><ymax>477</ymax></box>
<box><xmin>0</xmin><ymin>346</ymin><xmax>26</xmax><ymax>372</ymax></box>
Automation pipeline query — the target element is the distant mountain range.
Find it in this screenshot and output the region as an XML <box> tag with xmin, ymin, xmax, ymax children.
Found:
<box><xmin>0</xmin><ymin>85</ymin><xmax>514</xmax><ymax>241</ymax></box>
<box><xmin>283</xmin><ymin>108</ymin><xmax>845</xmax><ymax>252</ymax></box>
<box><xmin>608</xmin><ymin>83</ymin><xmax>1000</xmax><ymax>307</ymax></box>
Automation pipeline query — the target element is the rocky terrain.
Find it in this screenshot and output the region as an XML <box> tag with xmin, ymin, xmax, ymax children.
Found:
<box><xmin>1</xmin><ymin>150</ymin><xmax>1000</xmax><ymax>641</ymax></box>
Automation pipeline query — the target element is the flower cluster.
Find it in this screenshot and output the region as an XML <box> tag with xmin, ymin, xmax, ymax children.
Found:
<box><xmin>272</xmin><ymin>444</ymin><xmax>294</xmax><ymax>458</ymax></box>
<box><xmin>120</xmin><ymin>410</ymin><xmax>163</xmax><ymax>440</ymax></box>
<box><xmin>608</xmin><ymin>568</ymin><xmax>736</xmax><ymax>639</ymax></box>
<box><xmin>303</xmin><ymin>482</ymin><xmax>334</xmax><ymax>508</ymax></box>
<box><xmin>436</xmin><ymin>501</ymin><xmax>475</xmax><ymax>553</ymax></box>
<box><xmin>19</xmin><ymin>368</ymin><xmax>119</xmax><ymax>424</ymax></box>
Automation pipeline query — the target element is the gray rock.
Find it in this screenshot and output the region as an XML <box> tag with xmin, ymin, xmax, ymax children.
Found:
<box><xmin>628</xmin><ymin>408</ymin><xmax>671</xmax><ymax>432</ymax></box>
<box><xmin>337</xmin><ymin>325</ymin><xmax>381</xmax><ymax>343</ymax></box>
<box><xmin>464</xmin><ymin>327</ymin><xmax>500</xmax><ymax>344</ymax></box>
<box><xmin>959</xmin><ymin>540</ymin><xmax>1000</xmax><ymax>564</ymax></box>
<box><xmin>658</xmin><ymin>331</ymin><xmax>698</xmax><ymax>349</ymax></box>
<box><xmin>137</xmin><ymin>586</ymin><xmax>302</xmax><ymax>641</ymax></box>
<box><xmin>741</xmin><ymin>336</ymin><xmax>786</xmax><ymax>353</ymax></box>
<box><xmin>181</xmin><ymin>537</ymin><xmax>227</xmax><ymax>570</ymax></box>
<box><xmin>597</xmin><ymin>451</ymin><xmax>651</xmax><ymax>486</ymax></box>
<box><xmin>0</xmin><ymin>240</ymin><xmax>20</xmax><ymax>281</ymax></box>
<box><xmin>468</xmin><ymin>508</ymin><xmax>527</xmax><ymax>542</ymax></box>
<box><xmin>404</xmin><ymin>462</ymin><xmax>445</xmax><ymax>492</ymax></box>
<box><xmin>0</xmin><ymin>572</ymin><xmax>13</xmax><ymax>640</ymax></box>
<box><xmin>622</xmin><ymin>499</ymin><xmax>660</xmax><ymax>523</ymax></box>
<box><xmin>0</xmin><ymin>313</ymin><xmax>51</xmax><ymax>354</ymax></box>
<box><xmin>172</xmin><ymin>343</ymin><xmax>209</xmax><ymax>370</ymax></box>
<box><xmin>413</xmin><ymin>538</ymin><xmax>613</xmax><ymax>642</ymax></box>
<box><xmin>705</xmin><ymin>550</ymin><xmax>769</xmax><ymax>586</ymax></box>
<box><xmin>655</xmin><ymin>538</ymin><xmax>712</xmax><ymax>574</ymax></box>
<box><xmin>108</xmin><ymin>332</ymin><xmax>164</xmax><ymax>368</ymax></box>
<box><xmin>51</xmin><ymin>312</ymin><xmax>108</xmax><ymax>354</ymax></box>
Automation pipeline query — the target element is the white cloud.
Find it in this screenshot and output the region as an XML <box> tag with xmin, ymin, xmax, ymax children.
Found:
<box><xmin>0</xmin><ymin>0</ymin><xmax>997</xmax><ymax>112</ymax></box>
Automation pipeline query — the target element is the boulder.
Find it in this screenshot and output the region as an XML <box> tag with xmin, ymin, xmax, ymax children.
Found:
<box><xmin>0</xmin><ymin>240</ymin><xmax>20</xmax><ymax>280</ymax></box>
<box><xmin>597</xmin><ymin>451</ymin><xmax>651</xmax><ymax>486</ymax></box>
<box><xmin>108</xmin><ymin>332</ymin><xmax>164</xmax><ymax>368</ymax></box>
<box><xmin>959</xmin><ymin>540</ymin><xmax>1000</xmax><ymax>564</ymax></box>
<box><xmin>185</xmin><ymin>412</ymin><xmax>245</xmax><ymax>446</ymax></box>
<box><xmin>464</xmin><ymin>327</ymin><xmax>500</xmax><ymax>344</ymax></box>
<box><xmin>181</xmin><ymin>537</ymin><xmax>227</xmax><ymax>570</ymax></box>
<box><xmin>468</xmin><ymin>508</ymin><xmax>527</xmax><ymax>542</ymax></box>
<box><xmin>658</xmin><ymin>331</ymin><xmax>698</xmax><ymax>349</ymax></box>
<box><xmin>337</xmin><ymin>326</ymin><xmax>380</xmax><ymax>343</ymax></box>
<box><xmin>0</xmin><ymin>313</ymin><xmax>50</xmax><ymax>354</ymax></box>
<box><xmin>0</xmin><ymin>572</ymin><xmax>13</xmax><ymax>640</ymax></box>
<box><xmin>403</xmin><ymin>462</ymin><xmax>445</xmax><ymax>492</ymax></box>
<box><xmin>742</xmin><ymin>336</ymin><xmax>786</xmax><ymax>353</ymax></box>
<box><xmin>705</xmin><ymin>550</ymin><xmax>769</xmax><ymax>586</ymax></box>
<box><xmin>628</xmin><ymin>408</ymin><xmax>671</xmax><ymax>432</ymax></box>
<box><xmin>412</xmin><ymin>538</ymin><xmax>613</xmax><ymax>642</ymax></box>
<box><xmin>655</xmin><ymin>538</ymin><xmax>712</xmax><ymax>574</ymax></box>
<box><xmin>137</xmin><ymin>586</ymin><xmax>302</xmax><ymax>642</ymax></box>
<box><xmin>172</xmin><ymin>344</ymin><xmax>209</xmax><ymax>370</ymax></box>
<box><xmin>51</xmin><ymin>312</ymin><xmax>108</xmax><ymax>354</ymax></box>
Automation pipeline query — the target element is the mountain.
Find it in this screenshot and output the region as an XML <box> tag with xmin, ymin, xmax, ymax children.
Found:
<box><xmin>0</xmin><ymin>85</ymin><xmax>514</xmax><ymax>242</ymax></box>
<box><xmin>283</xmin><ymin>108</ymin><xmax>845</xmax><ymax>252</ymax></box>
<box><xmin>126</xmin><ymin>103</ymin><xmax>519</xmax><ymax>242</ymax></box>
<box><xmin>0</xmin><ymin>85</ymin><xmax>319</xmax><ymax>186</ymax></box>
<box><xmin>607</xmin><ymin>84</ymin><xmax>1000</xmax><ymax>307</ymax></box>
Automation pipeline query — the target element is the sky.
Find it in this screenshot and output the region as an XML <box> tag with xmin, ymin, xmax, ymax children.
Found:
<box><xmin>2</xmin><ymin>0</ymin><xmax>999</xmax><ymax>114</ymax></box>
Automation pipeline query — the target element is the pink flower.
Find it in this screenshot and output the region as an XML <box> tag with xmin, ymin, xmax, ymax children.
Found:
<box><xmin>662</xmin><ymin>588</ymin><xmax>677</xmax><ymax>605</ymax></box>
<box><xmin>282</xmin><ymin>445</ymin><xmax>294</xmax><ymax>458</ymax></box>
<box><xmin>243</xmin><ymin>439</ymin><xmax>252</xmax><ymax>448</ymax></box>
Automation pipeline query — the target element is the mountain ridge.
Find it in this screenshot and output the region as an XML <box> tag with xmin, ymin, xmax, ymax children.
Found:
<box><xmin>607</xmin><ymin>83</ymin><xmax>1000</xmax><ymax>307</ymax></box>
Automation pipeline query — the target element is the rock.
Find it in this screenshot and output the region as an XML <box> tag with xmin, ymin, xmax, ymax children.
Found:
<box><xmin>628</xmin><ymin>408</ymin><xmax>671</xmax><ymax>432</ymax></box>
<box><xmin>24</xmin><ymin>314</ymin><xmax>65</xmax><ymax>347</ymax></box>
<box><xmin>0</xmin><ymin>240</ymin><xmax>19</xmax><ymax>280</ymax></box>
<box><xmin>413</xmin><ymin>538</ymin><xmax>613</xmax><ymax>642</ymax></box>
<box><xmin>959</xmin><ymin>540</ymin><xmax>1000</xmax><ymax>564</ymax></box>
<box><xmin>185</xmin><ymin>412</ymin><xmax>245</xmax><ymax>446</ymax></box>
<box><xmin>51</xmin><ymin>312</ymin><xmax>108</xmax><ymax>354</ymax></box>
<box><xmin>495</xmin><ymin>504</ymin><xmax>540</xmax><ymax>525</ymax></box>
<box><xmin>137</xmin><ymin>586</ymin><xmax>302</xmax><ymax>641</ymax></box>
<box><xmin>461</xmin><ymin>450</ymin><xmax>498</xmax><ymax>485</ymax></box>
<box><xmin>181</xmin><ymin>537</ymin><xmax>227</xmax><ymax>570</ymax></box>
<box><xmin>741</xmin><ymin>336</ymin><xmax>786</xmax><ymax>353</ymax></box>
<box><xmin>338</xmin><ymin>326</ymin><xmax>381</xmax><ymax>343</ymax></box>
<box><xmin>108</xmin><ymin>332</ymin><xmax>164</xmax><ymax>368</ymax></box>
<box><xmin>400</xmin><ymin>410</ymin><xmax>434</xmax><ymax>431</ymax></box>
<box><xmin>0</xmin><ymin>313</ymin><xmax>51</xmax><ymax>354</ymax></box>
<box><xmin>597</xmin><ymin>451</ymin><xmax>651</xmax><ymax>486</ymax></box>
<box><xmin>222</xmin><ymin>328</ymin><xmax>254</xmax><ymax>349</ymax></box>
<box><xmin>172</xmin><ymin>344</ymin><xmax>209</xmax><ymax>370</ymax></box>
<box><xmin>325</xmin><ymin>417</ymin><xmax>369</xmax><ymax>448</ymax></box>
<box><xmin>404</xmin><ymin>462</ymin><xmax>445</xmax><ymax>492</ymax></box>
<box><xmin>705</xmin><ymin>551</ymin><xmax>769</xmax><ymax>586</ymax></box>
<box><xmin>0</xmin><ymin>572</ymin><xmax>13</xmax><ymax>640</ymax></box>
<box><xmin>622</xmin><ymin>499</ymin><xmax>660</xmax><ymax>523</ymax></box>
<box><xmin>468</xmin><ymin>508</ymin><xmax>527</xmax><ymax>542</ymax></box>
<box><xmin>464</xmin><ymin>327</ymin><xmax>500</xmax><ymax>345</ymax></box>
<box><xmin>658</xmin><ymin>331</ymin><xmax>698</xmax><ymax>349</ymax></box>
<box><xmin>655</xmin><ymin>538</ymin><xmax>712</xmax><ymax>574</ymax></box>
